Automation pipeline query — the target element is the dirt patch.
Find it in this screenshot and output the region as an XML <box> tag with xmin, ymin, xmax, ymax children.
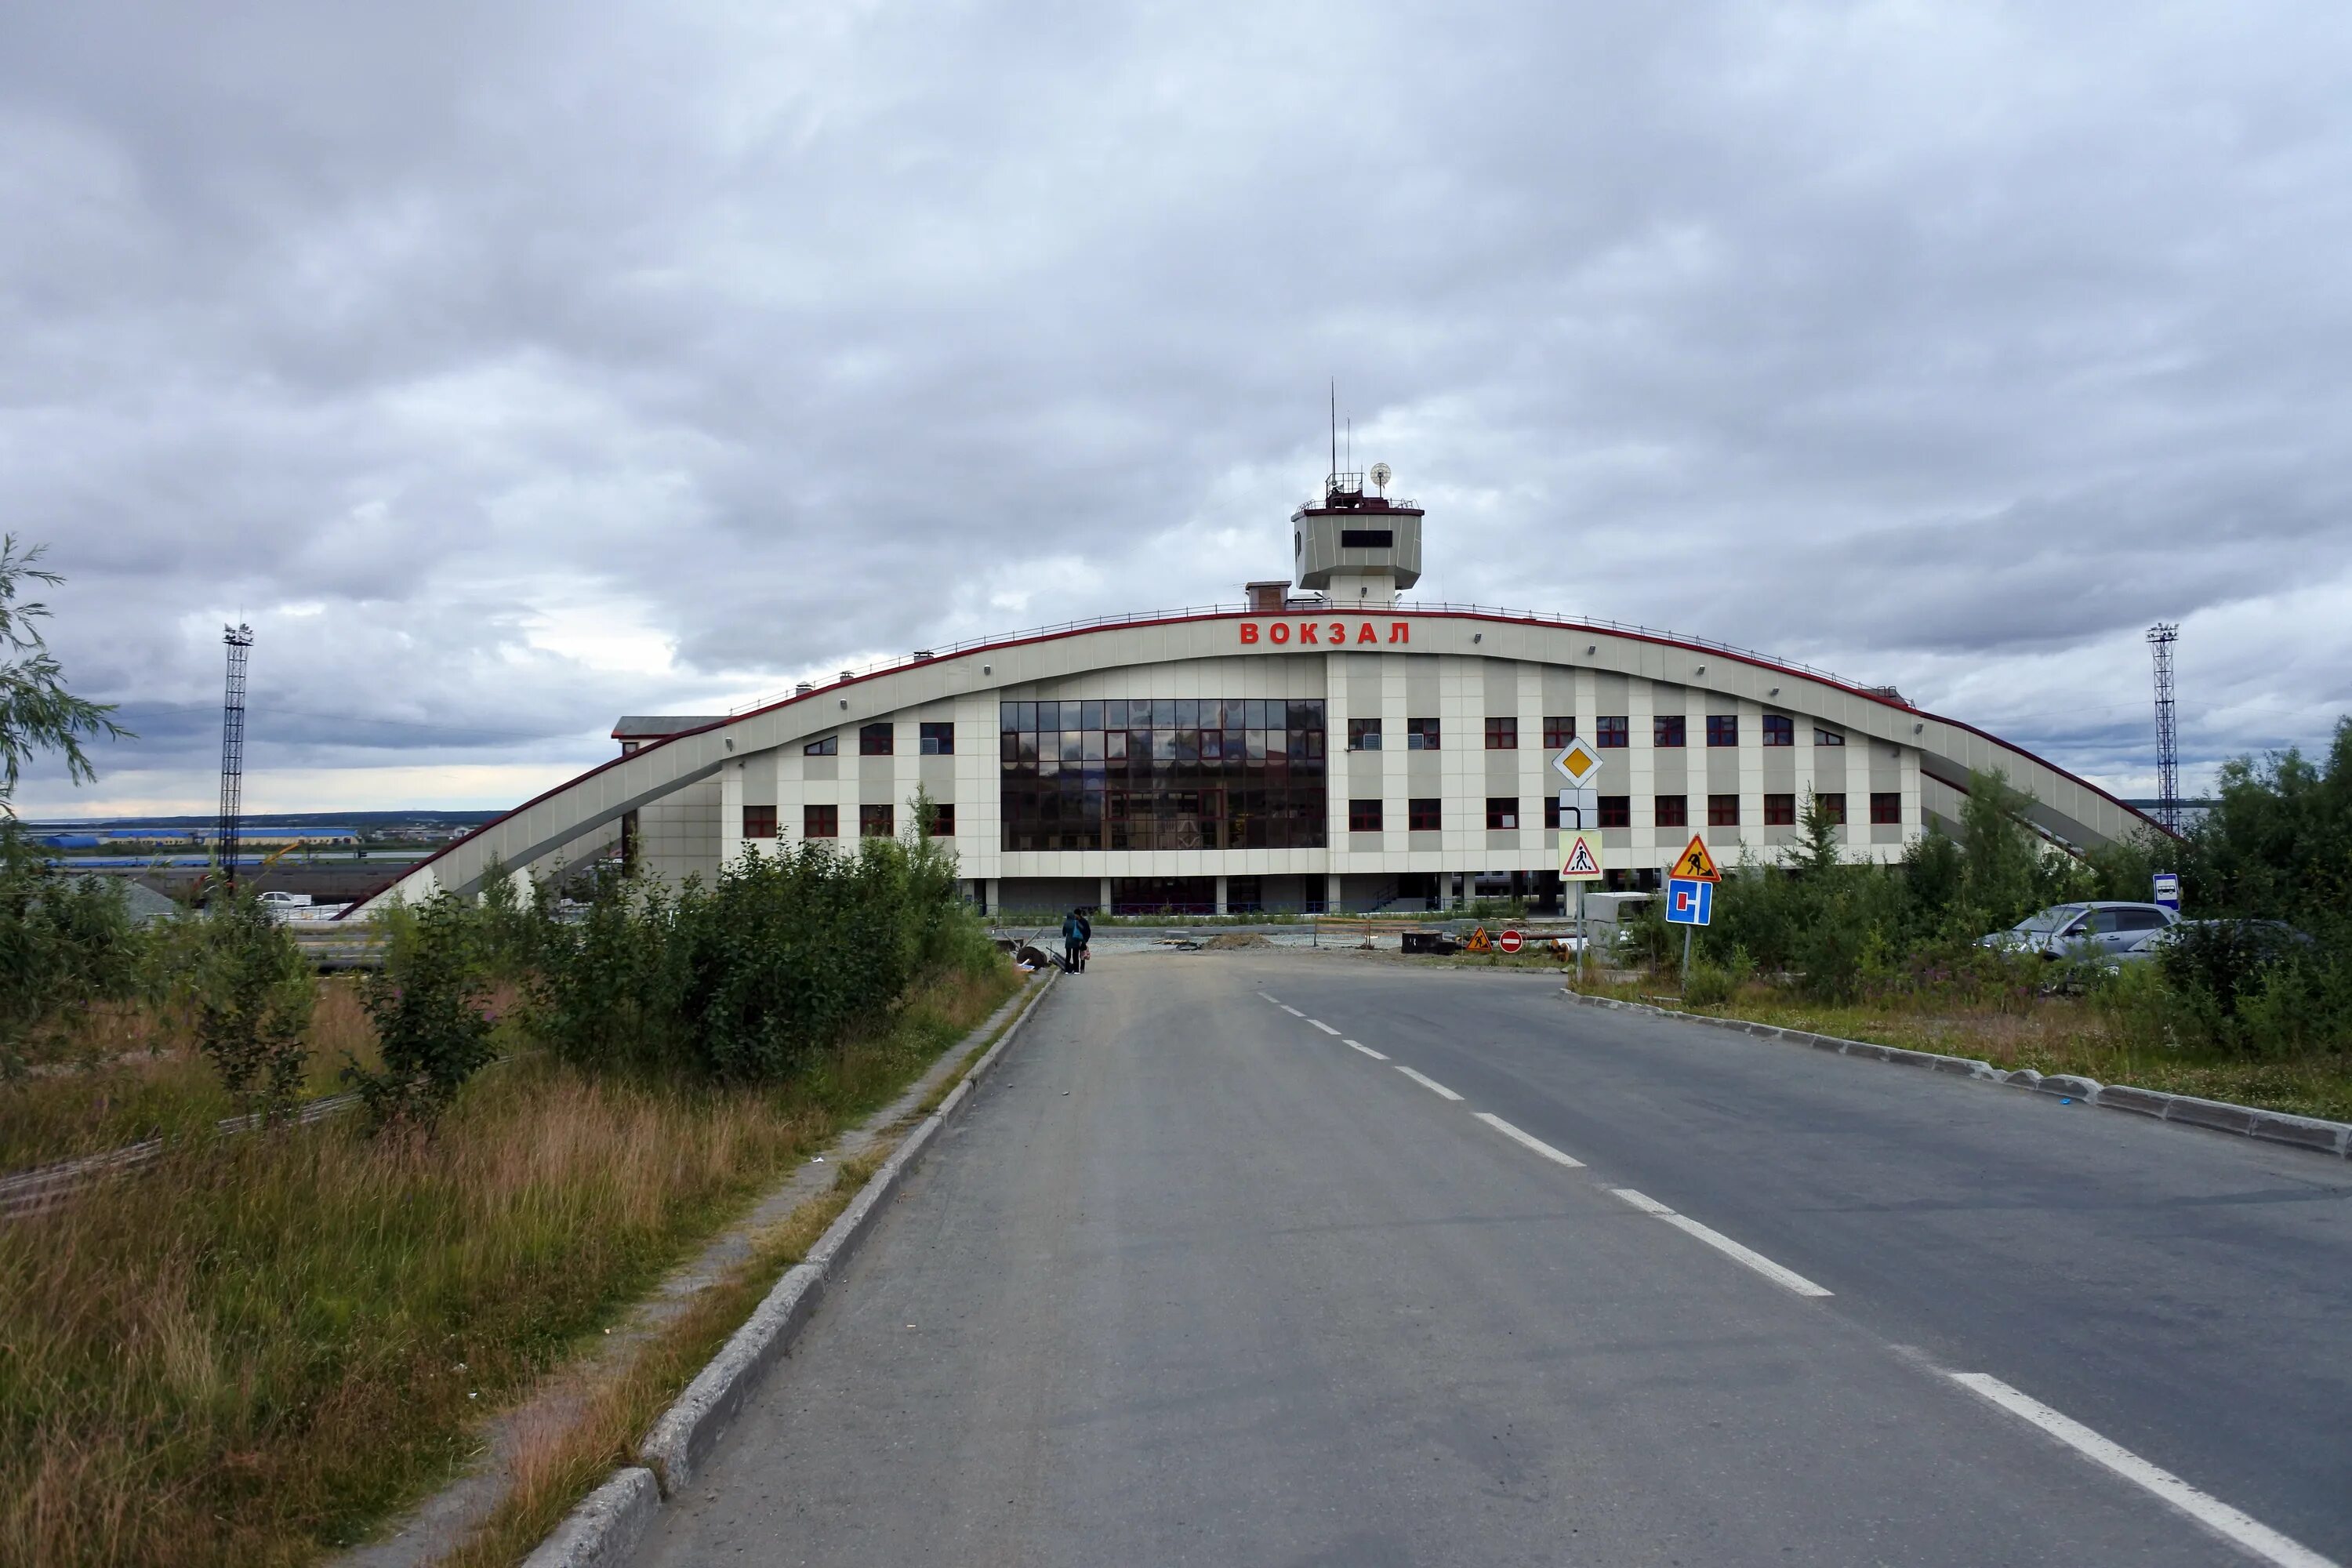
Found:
<box><xmin>1204</xmin><ymin>932</ymin><xmax>1272</xmax><ymax>950</ymax></box>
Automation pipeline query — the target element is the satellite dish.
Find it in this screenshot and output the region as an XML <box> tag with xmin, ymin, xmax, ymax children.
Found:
<box><xmin>1369</xmin><ymin>463</ymin><xmax>1392</xmax><ymax>491</ymax></box>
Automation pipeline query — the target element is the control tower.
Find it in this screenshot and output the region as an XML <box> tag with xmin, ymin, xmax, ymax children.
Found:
<box><xmin>1291</xmin><ymin>463</ymin><xmax>1424</xmax><ymax>608</ymax></box>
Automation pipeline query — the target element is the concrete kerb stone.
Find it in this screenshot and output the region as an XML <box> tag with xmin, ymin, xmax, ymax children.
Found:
<box><xmin>528</xmin><ymin>968</ymin><xmax>1062</xmax><ymax>1558</ymax></box>
<box><xmin>1559</xmin><ymin>988</ymin><xmax>2352</xmax><ymax>1160</ymax></box>
<box><xmin>517</xmin><ymin>1467</ymin><xmax>659</xmax><ymax>1568</ymax></box>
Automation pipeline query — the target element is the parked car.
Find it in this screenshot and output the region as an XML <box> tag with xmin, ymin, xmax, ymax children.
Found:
<box><xmin>1979</xmin><ymin>901</ymin><xmax>2179</xmax><ymax>960</ymax></box>
<box><xmin>2110</xmin><ymin>918</ymin><xmax>2311</xmax><ymax>967</ymax></box>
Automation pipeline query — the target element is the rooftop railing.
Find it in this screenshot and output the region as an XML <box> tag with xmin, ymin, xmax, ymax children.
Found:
<box><xmin>727</xmin><ymin>601</ymin><xmax>1871</xmax><ymax>716</ymax></box>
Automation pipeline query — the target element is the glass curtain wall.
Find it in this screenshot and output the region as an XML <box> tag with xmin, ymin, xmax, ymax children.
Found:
<box><xmin>1000</xmin><ymin>699</ymin><xmax>1327</xmax><ymax>851</ymax></box>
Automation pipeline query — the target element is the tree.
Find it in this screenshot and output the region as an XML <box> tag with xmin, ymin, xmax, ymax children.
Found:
<box><xmin>0</xmin><ymin>535</ymin><xmax>130</xmax><ymax>810</ymax></box>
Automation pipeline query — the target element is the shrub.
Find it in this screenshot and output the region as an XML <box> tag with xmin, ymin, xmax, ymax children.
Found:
<box><xmin>192</xmin><ymin>891</ymin><xmax>315</xmax><ymax>1122</ymax></box>
<box><xmin>348</xmin><ymin>893</ymin><xmax>497</xmax><ymax>1127</ymax></box>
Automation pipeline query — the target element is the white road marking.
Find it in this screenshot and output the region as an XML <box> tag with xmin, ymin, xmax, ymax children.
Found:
<box><xmin>1950</xmin><ymin>1374</ymin><xmax>2338</xmax><ymax>1568</ymax></box>
<box><xmin>1392</xmin><ymin>1066</ymin><xmax>1464</xmax><ymax>1101</ymax></box>
<box><xmin>1342</xmin><ymin>1039</ymin><xmax>1388</xmax><ymax>1060</ymax></box>
<box><xmin>1472</xmin><ymin>1113</ymin><xmax>1584</xmax><ymax>1167</ymax></box>
<box><xmin>1608</xmin><ymin>1189</ymin><xmax>1833</xmax><ymax>1298</ymax></box>
<box><xmin>1279</xmin><ymin>1004</ymin><xmax>1305</xmax><ymax>1018</ymax></box>
<box><xmin>1306</xmin><ymin>1019</ymin><xmax>1341</xmax><ymax>1035</ymax></box>
<box><xmin>1258</xmin><ymin>993</ymin><xmax>1281</xmax><ymax>1004</ymax></box>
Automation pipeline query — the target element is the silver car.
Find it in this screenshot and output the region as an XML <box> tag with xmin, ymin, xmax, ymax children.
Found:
<box><xmin>1980</xmin><ymin>901</ymin><xmax>2180</xmax><ymax>960</ymax></box>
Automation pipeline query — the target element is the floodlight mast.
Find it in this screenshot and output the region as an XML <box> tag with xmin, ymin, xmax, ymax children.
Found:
<box><xmin>218</xmin><ymin>623</ymin><xmax>254</xmax><ymax>895</ymax></box>
<box><xmin>2147</xmin><ymin>622</ymin><xmax>2180</xmax><ymax>833</ymax></box>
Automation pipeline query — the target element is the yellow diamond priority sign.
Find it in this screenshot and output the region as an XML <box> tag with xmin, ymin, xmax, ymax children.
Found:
<box><xmin>1552</xmin><ymin>735</ymin><xmax>1603</xmax><ymax>787</ymax></box>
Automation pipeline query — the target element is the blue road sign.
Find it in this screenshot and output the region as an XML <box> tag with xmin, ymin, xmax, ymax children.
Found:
<box><xmin>1665</xmin><ymin>877</ymin><xmax>1713</xmax><ymax>926</ymax></box>
<box><xmin>2152</xmin><ymin>872</ymin><xmax>2180</xmax><ymax>912</ymax></box>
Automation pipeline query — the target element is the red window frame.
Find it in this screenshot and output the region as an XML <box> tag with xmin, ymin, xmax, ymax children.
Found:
<box><xmin>803</xmin><ymin>804</ymin><xmax>839</xmax><ymax>838</ymax></box>
<box><xmin>1765</xmin><ymin>793</ymin><xmax>1796</xmax><ymax>826</ymax></box>
<box><xmin>1595</xmin><ymin>716</ymin><xmax>1629</xmax><ymax>748</ymax></box>
<box><xmin>1654</xmin><ymin>794</ymin><xmax>1688</xmax><ymax>828</ymax></box>
<box><xmin>1708</xmin><ymin>794</ymin><xmax>1740</xmax><ymax>827</ymax></box>
<box><xmin>1871</xmin><ymin>791</ymin><xmax>1901</xmax><ymax>825</ymax></box>
<box><xmin>1543</xmin><ymin>717</ymin><xmax>1575</xmax><ymax>749</ymax></box>
<box><xmin>742</xmin><ymin>804</ymin><xmax>778</xmax><ymax>838</ymax></box>
<box><xmin>1348</xmin><ymin>799</ymin><xmax>1383</xmax><ymax>833</ymax></box>
<box><xmin>1407</xmin><ymin>797</ymin><xmax>1442</xmax><ymax>832</ymax></box>
<box><xmin>1484</xmin><ymin>717</ymin><xmax>1518</xmax><ymax>750</ymax></box>
<box><xmin>858</xmin><ymin>803</ymin><xmax>894</xmax><ymax>837</ymax></box>
<box><xmin>1598</xmin><ymin>795</ymin><xmax>1630</xmax><ymax>829</ymax></box>
<box><xmin>1653</xmin><ymin>715</ymin><xmax>1686</xmax><ymax>748</ymax></box>
<box><xmin>1707</xmin><ymin>715</ymin><xmax>1739</xmax><ymax>748</ymax></box>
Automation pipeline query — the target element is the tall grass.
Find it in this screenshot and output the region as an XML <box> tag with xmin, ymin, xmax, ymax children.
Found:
<box><xmin>0</xmin><ymin>960</ymin><xmax>1015</xmax><ymax>1568</ymax></box>
<box><xmin>0</xmin><ymin>977</ymin><xmax>399</xmax><ymax>1171</ymax></box>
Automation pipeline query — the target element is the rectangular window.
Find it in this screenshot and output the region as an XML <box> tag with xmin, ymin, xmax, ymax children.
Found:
<box><xmin>742</xmin><ymin>804</ymin><xmax>777</xmax><ymax>838</ymax></box>
<box><xmin>1654</xmin><ymin>794</ymin><xmax>1688</xmax><ymax>828</ymax></box>
<box><xmin>859</xmin><ymin>722</ymin><xmax>894</xmax><ymax>756</ymax></box>
<box><xmin>1348</xmin><ymin>717</ymin><xmax>1382</xmax><ymax>751</ymax></box>
<box><xmin>1406</xmin><ymin>717</ymin><xmax>1441</xmax><ymax>751</ymax></box>
<box><xmin>1707</xmin><ymin>715</ymin><xmax>1739</xmax><ymax>748</ymax></box>
<box><xmin>1408</xmin><ymin>797</ymin><xmax>1443</xmax><ymax>832</ymax></box>
<box><xmin>1486</xmin><ymin>797</ymin><xmax>1519</xmax><ymax>830</ymax></box>
<box><xmin>1653</xmin><ymin>714</ymin><xmax>1686</xmax><ymax>748</ymax></box>
<box><xmin>859</xmin><ymin>803</ymin><xmax>894</xmax><ymax>837</ymax></box>
<box><xmin>1484</xmin><ymin>717</ymin><xmax>1518</xmax><ymax>750</ymax></box>
<box><xmin>1709</xmin><ymin>793</ymin><xmax>1741</xmax><ymax>827</ymax></box>
<box><xmin>927</xmin><ymin>803</ymin><xmax>956</xmax><ymax>837</ymax></box>
<box><xmin>1544</xmin><ymin>796</ymin><xmax>1561</xmax><ymax>829</ymax></box>
<box><xmin>1814</xmin><ymin>728</ymin><xmax>1845</xmax><ymax>746</ymax></box>
<box><xmin>1595</xmin><ymin>715</ymin><xmax>1629</xmax><ymax>748</ymax></box>
<box><xmin>1765</xmin><ymin>793</ymin><xmax>1796</xmax><ymax>826</ymax></box>
<box><xmin>1338</xmin><ymin>528</ymin><xmax>1394</xmax><ymax>549</ymax></box>
<box><xmin>1598</xmin><ymin>795</ymin><xmax>1631</xmax><ymax>829</ymax></box>
<box><xmin>804</xmin><ymin>734</ymin><xmax>837</xmax><ymax>756</ymax></box>
<box><xmin>919</xmin><ymin>721</ymin><xmax>954</xmax><ymax>755</ymax></box>
<box><xmin>1817</xmin><ymin>792</ymin><xmax>1847</xmax><ymax>826</ymax></box>
<box><xmin>997</xmin><ymin>697</ymin><xmax>1326</xmax><ymax>851</ymax></box>
<box><xmin>803</xmin><ymin>804</ymin><xmax>838</xmax><ymax>838</ymax></box>
<box><xmin>1762</xmin><ymin>714</ymin><xmax>1794</xmax><ymax>747</ymax></box>
<box><xmin>1348</xmin><ymin>798</ymin><xmax>1383</xmax><ymax>833</ymax></box>
<box><xmin>1871</xmin><ymin>791</ymin><xmax>1901</xmax><ymax>825</ymax></box>
<box><xmin>1542</xmin><ymin>717</ymin><xmax>1575</xmax><ymax>749</ymax></box>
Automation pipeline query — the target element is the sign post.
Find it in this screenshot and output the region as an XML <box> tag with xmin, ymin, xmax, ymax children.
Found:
<box><xmin>1551</xmin><ymin>738</ymin><xmax>1607</xmax><ymax>987</ymax></box>
<box><xmin>1664</xmin><ymin>837</ymin><xmax>1720</xmax><ymax>1000</ymax></box>
<box><xmin>1664</xmin><ymin>875</ymin><xmax>1715</xmax><ymax>996</ymax></box>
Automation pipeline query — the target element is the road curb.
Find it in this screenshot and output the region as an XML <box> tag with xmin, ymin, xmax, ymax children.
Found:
<box><xmin>524</xmin><ymin>968</ymin><xmax>1060</xmax><ymax>1563</ymax></box>
<box><xmin>518</xmin><ymin>1468</ymin><xmax>658</xmax><ymax>1568</ymax></box>
<box><xmin>1561</xmin><ymin>990</ymin><xmax>2352</xmax><ymax>1160</ymax></box>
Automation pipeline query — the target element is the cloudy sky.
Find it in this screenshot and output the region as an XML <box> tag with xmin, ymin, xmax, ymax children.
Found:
<box><xmin>9</xmin><ymin>1</ymin><xmax>2349</xmax><ymax>817</ymax></box>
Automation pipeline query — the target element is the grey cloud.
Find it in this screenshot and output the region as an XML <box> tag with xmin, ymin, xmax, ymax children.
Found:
<box><xmin>6</xmin><ymin>1</ymin><xmax>2350</xmax><ymax>811</ymax></box>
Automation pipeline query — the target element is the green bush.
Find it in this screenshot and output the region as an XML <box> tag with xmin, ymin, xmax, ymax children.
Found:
<box><xmin>348</xmin><ymin>893</ymin><xmax>497</xmax><ymax>1127</ymax></box>
<box><xmin>192</xmin><ymin>891</ymin><xmax>315</xmax><ymax>1123</ymax></box>
<box><xmin>0</xmin><ymin>822</ymin><xmax>146</xmax><ymax>1068</ymax></box>
<box><xmin>528</xmin><ymin>798</ymin><xmax>989</xmax><ymax>1082</ymax></box>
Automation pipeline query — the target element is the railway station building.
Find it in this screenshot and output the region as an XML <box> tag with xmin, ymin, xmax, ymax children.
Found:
<box><xmin>358</xmin><ymin>470</ymin><xmax>2158</xmax><ymax>917</ymax></box>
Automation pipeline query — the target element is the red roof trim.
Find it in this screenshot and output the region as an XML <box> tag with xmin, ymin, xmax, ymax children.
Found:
<box><xmin>341</xmin><ymin>608</ymin><xmax>2155</xmax><ymax>916</ymax></box>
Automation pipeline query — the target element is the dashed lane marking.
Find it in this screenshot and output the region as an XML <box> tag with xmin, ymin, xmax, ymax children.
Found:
<box><xmin>1279</xmin><ymin>1005</ymin><xmax>1305</xmax><ymax>1018</ymax></box>
<box><xmin>1608</xmin><ymin>1189</ymin><xmax>1833</xmax><ymax>1298</ymax></box>
<box><xmin>1393</xmin><ymin>1066</ymin><xmax>1464</xmax><ymax>1102</ymax></box>
<box><xmin>1306</xmin><ymin>1019</ymin><xmax>1341</xmax><ymax>1035</ymax></box>
<box><xmin>1343</xmin><ymin>1040</ymin><xmax>1388</xmax><ymax>1061</ymax></box>
<box><xmin>1949</xmin><ymin>1374</ymin><xmax>2337</xmax><ymax>1568</ymax></box>
<box><xmin>1472</xmin><ymin>1112</ymin><xmax>1585</xmax><ymax>1167</ymax></box>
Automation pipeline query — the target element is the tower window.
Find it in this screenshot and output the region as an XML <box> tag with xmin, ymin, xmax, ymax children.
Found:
<box><xmin>1339</xmin><ymin>528</ymin><xmax>1394</xmax><ymax>549</ymax></box>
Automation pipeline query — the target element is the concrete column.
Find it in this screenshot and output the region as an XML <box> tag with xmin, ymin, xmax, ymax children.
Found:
<box><xmin>1214</xmin><ymin>874</ymin><xmax>1229</xmax><ymax>915</ymax></box>
<box><xmin>1327</xmin><ymin>872</ymin><xmax>1343</xmax><ymax>914</ymax></box>
<box><xmin>1098</xmin><ymin>875</ymin><xmax>1113</xmax><ymax>914</ymax></box>
<box><xmin>985</xmin><ymin>877</ymin><xmax>1000</xmax><ymax>916</ymax></box>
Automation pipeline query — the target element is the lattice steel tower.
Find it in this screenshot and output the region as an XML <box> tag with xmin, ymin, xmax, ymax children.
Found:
<box><xmin>2147</xmin><ymin>622</ymin><xmax>2180</xmax><ymax>833</ymax></box>
<box><xmin>217</xmin><ymin>623</ymin><xmax>254</xmax><ymax>894</ymax></box>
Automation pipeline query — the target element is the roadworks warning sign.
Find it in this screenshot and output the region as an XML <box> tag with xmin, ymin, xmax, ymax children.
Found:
<box><xmin>1669</xmin><ymin>834</ymin><xmax>1720</xmax><ymax>881</ymax></box>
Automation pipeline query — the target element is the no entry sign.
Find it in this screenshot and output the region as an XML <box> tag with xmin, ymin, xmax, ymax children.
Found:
<box><xmin>1498</xmin><ymin>929</ymin><xmax>1524</xmax><ymax>954</ymax></box>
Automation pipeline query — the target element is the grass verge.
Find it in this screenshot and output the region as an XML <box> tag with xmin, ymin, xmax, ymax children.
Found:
<box><xmin>0</xmin><ymin>960</ymin><xmax>1016</xmax><ymax>1568</ymax></box>
<box><xmin>1568</xmin><ymin>975</ymin><xmax>2352</xmax><ymax>1123</ymax></box>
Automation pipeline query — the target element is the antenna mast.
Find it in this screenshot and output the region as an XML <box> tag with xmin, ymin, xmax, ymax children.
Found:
<box><xmin>218</xmin><ymin>623</ymin><xmax>254</xmax><ymax>895</ymax></box>
<box><xmin>2147</xmin><ymin>622</ymin><xmax>2180</xmax><ymax>833</ymax></box>
<box><xmin>1328</xmin><ymin>380</ymin><xmax>1337</xmax><ymax>496</ymax></box>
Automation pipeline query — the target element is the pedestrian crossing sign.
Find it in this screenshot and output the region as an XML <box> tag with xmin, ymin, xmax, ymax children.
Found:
<box><xmin>1559</xmin><ymin>830</ymin><xmax>1603</xmax><ymax>880</ymax></box>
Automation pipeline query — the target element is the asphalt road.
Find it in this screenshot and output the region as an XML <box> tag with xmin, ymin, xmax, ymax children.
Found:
<box><xmin>630</xmin><ymin>951</ymin><xmax>2352</xmax><ymax>1567</ymax></box>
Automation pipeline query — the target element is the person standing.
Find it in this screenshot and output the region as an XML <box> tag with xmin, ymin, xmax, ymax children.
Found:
<box><xmin>1076</xmin><ymin>908</ymin><xmax>1092</xmax><ymax>971</ymax></box>
<box><xmin>1062</xmin><ymin>908</ymin><xmax>1084</xmax><ymax>973</ymax></box>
